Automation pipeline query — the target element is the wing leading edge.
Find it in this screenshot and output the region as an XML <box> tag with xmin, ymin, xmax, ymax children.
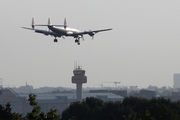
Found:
<box><xmin>75</xmin><ymin>28</ymin><xmax>112</xmax><ymax>36</ymax></box>
<box><xmin>22</xmin><ymin>27</ymin><xmax>61</xmax><ymax>37</ymax></box>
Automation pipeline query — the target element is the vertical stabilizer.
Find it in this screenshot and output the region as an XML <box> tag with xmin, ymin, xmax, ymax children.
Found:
<box><xmin>64</xmin><ymin>18</ymin><xmax>67</xmax><ymax>29</ymax></box>
<box><xmin>31</xmin><ymin>17</ymin><xmax>35</xmax><ymax>29</ymax></box>
<box><xmin>48</xmin><ymin>18</ymin><xmax>51</xmax><ymax>26</ymax></box>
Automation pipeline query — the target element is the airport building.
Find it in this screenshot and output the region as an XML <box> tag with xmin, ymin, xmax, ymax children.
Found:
<box><xmin>0</xmin><ymin>88</ymin><xmax>123</xmax><ymax>116</ymax></box>
<box><xmin>173</xmin><ymin>73</ymin><xmax>180</xmax><ymax>89</ymax></box>
<box><xmin>0</xmin><ymin>66</ymin><xmax>124</xmax><ymax>116</ymax></box>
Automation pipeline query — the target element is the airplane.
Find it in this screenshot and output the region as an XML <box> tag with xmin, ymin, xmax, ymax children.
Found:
<box><xmin>22</xmin><ymin>18</ymin><xmax>112</xmax><ymax>45</ymax></box>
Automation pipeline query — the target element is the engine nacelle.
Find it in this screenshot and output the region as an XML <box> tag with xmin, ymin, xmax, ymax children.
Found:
<box><xmin>88</xmin><ymin>32</ymin><xmax>95</xmax><ymax>37</ymax></box>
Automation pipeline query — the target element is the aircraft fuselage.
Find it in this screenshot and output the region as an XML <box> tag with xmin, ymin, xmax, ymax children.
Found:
<box><xmin>48</xmin><ymin>26</ymin><xmax>80</xmax><ymax>37</ymax></box>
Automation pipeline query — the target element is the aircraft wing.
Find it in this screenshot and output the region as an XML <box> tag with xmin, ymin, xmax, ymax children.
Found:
<box><xmin>75</xmin><ymin>28</ymin><xmax>112</xmax><ymax>36</ymax></box>
<box><xmin>22</xmin><ymin>27</ymin><xmax>61</xmax><ymax>37</ymax></box>
<box><xmin>89</xmin><ymin>28</ymin><xmax>113</xmax><ymax>33</ymax></box>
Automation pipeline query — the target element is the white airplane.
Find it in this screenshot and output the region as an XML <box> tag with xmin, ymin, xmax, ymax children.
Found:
<box><xmin>22</xmin><ymin>18</ymin><xmax>112</xmax><ymax>45</ymax></box>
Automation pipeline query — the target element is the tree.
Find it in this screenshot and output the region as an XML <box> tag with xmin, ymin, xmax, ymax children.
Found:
<box><xmin>25</xmin><ymin>94</ymin><xmax>60</xmax><ymax>120</ymax></box>
<box><xmin>0</xmin><ymin>102</ymin><xmax>21</xmax><ymax>120</ymax></box>
<box><xmin>147</xmin><ymin>97</ymin><xmax>180</xmax><ymax>120</ymax></box>
<box><xmin>61</xmin><ymin>96</ymin><xmax>180</xmax><ymax>120</ymax></box>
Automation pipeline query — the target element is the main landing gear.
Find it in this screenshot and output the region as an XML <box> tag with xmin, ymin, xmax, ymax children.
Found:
<box><xmin>54</xmin><ymin>38</ymin><xmax>58</xmax><ymax>42</ymax></box>
<box><xmin>75</xmin><ymin>39</ymin><xmax>80</xmax><ymax>45</ymax></box>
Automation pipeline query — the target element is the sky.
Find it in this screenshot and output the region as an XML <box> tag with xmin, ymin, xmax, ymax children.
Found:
<box><xmin>0</xmin><ymin>0</ymin><xmax>180</xmax><ymax>88</ymax></box>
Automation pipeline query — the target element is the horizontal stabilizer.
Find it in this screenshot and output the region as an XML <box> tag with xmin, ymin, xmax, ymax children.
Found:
<box><xmin>22</xmin><ymin>27</ymin><xmax>34</xmax><ymax>30</ymax></box>
<box><xmin>25</xmin><ymin>17</ymin><xmax>64</xmax><ymax>27</ymax></box>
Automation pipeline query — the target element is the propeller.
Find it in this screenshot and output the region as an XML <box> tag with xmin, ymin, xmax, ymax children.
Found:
<box><xmin>62</xmin><ymin>36</ymin><xmax>65</xmax><ymax>39</ymax></box>
<box><xmin>92</xmin><ymin>35</ymin><xmax>94</xmax><ymax>40</ymax></box>
<box><xmin>82</xmin><ymin>35</ymin><xmax>84</xmax><ymax>41</ymax></box>
<box><xmin>78</xmin><ymin>35</ymin><xmax>84</xmax><ymax>41</ymax></box>
<box><xmin>88</xmin><ymin>30</ymin><xmax>95</xmax><ymax>39</ymax></box>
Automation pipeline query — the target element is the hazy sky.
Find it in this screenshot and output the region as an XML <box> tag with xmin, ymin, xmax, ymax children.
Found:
<box><xmin>0</xmin><ymin>0</ymin><xmax>180</xmax><ymax>88</ymax></box>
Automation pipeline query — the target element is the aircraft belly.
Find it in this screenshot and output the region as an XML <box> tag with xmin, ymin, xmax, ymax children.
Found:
<box><xmin>50</xmin><ymin>27</ymin><xmax>66</xmax><ymax>36</ymax></box>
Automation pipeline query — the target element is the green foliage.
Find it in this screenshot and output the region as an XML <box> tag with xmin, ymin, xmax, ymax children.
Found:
<box><xmin>147</xmin><ymin>97</ymin><xmax>180</xmax><ymax>120</ymax></box>
<box><xmin>46</xmin><ymin>109</ymin><xmax>60</xmax><ymax>120</ymax></box>
<box><xmin>85</xmin><ymin>97</ymin><xmax>103</xmax><ymax>110</ymax></box>
<box><xmin>61</xmin><ymin>96</ymin><xmax>180</xmax><ymax>120</ymax></box>
<box><xmin>2</xmin><ymin>95</ymin><xmax>180</xmax><ymax>120</ymax></box>
<box><xmin>0</xmin><ymin>102</ymin><xmax>21</xmax><ymax>120</ymax></box>
<box><xmin>26</xmin><ymin>94</ymin><xmax>60</xmax><ymax>120</ymax></box>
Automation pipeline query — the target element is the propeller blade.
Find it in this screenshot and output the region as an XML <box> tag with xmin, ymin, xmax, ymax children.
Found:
<box><xmin>62</xmin><ymin>36</ymin><xmax>65</xmax><ymax>39</ymax></box>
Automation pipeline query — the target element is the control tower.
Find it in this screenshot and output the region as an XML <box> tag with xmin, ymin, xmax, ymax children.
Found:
<box><xmin>72</xmin><ymin>66</ymin><xmax>87</xmax><ymax>101</ymax></box>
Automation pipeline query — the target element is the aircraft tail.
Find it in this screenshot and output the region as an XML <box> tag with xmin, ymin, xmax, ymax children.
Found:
<box><xmin>48</xmin><ymin>18</ymin><xmax>51</xmax><ymax>26</ymax></box>
<box><xmin>31</xmin><ymin>17</ymin><xmax>35</xmax><ymax>29</ymax></box>
<box><xmin>64</xmin><ymin>18</ymin><xmax>67</xmax><ymax>29</ymax></box>
<box><xmin>30</xmin><ymin>17</ymin><xmax>64</xmax><ymax>27</ymax></box>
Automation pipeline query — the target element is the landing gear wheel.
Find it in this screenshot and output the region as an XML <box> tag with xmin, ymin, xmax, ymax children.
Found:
<box><xmin>54</xmin><ymin>39</ymin><xmax>58</xmax><ymax>42</ymax></box>
<box><xmin>75</xmin><ymin>39</ymin><xmax>78</xmax><ymax>43</ymax></box>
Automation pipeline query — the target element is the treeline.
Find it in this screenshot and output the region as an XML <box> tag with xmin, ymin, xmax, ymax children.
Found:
<box><xmin>62</xmin><ymin>97</ymin><xmax>180</xmax><ymax>120</ymax></box>
<box><xmin>0</xmin><ymin>94</ymin><xmax>60</xmax><ymax>120</ymax></box>
<box><xmin>1</xmin><ymin>95</ymin><xmax>180</xmax><ymax>120</ymax></box>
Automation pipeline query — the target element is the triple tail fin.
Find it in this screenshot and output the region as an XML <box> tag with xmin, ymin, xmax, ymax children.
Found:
<box><xmin>31</xmin><ymin>17</ymin><xmax>35</xmax><ymax>29</ymax></box>
<box><xmin>48</xmin><ymin>18</ymin><xmax>51</xmax><ymax>26</ymax></box>
<box><xmin>64</xmin><ymin>18</ymin><xmax>67</xmax><ymax>29</ymax></box>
